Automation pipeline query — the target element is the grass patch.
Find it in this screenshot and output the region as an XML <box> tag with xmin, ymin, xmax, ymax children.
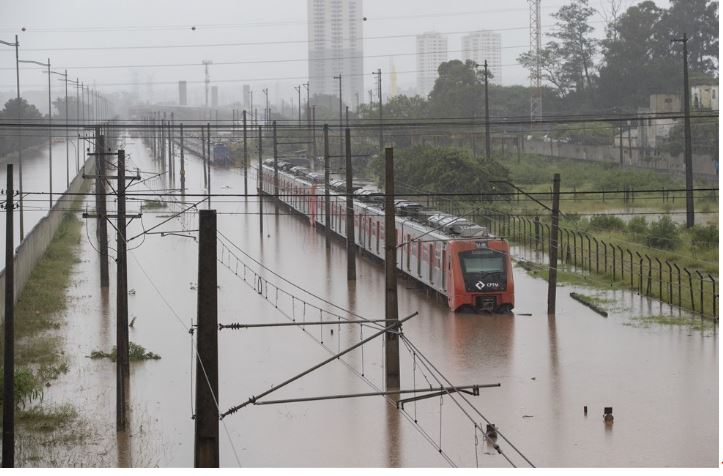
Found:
<box><xmin>90</xmin><ymin>341</ymin><xmax>161</xmax><ymax>362</ymax></box>
<box><xmin>624</xmin><ymin>314</ymin><xmax>716</xmax><ymax>332</ymax></box>
<box><xmin>570</xmin><ymin>292</ymin><xmax>609</xmax><ymax>317</ymax></box>
<box><xmin>515</xmin><ymin>259</ymin><xmax>626</xmax><ymax>290</ymax></box>
<box><xmin>17</xmin><ymin>404</ymin><xmax>79</xmax><ymax>433</ymax></box>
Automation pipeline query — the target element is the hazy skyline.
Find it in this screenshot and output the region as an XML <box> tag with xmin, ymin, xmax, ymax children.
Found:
<box><xmin>0</xmin><ymin>0</ymin><xmax>649</xmax><ymax>111</ymax></box>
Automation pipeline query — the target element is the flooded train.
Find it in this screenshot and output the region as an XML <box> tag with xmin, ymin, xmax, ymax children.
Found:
<box><xmin>259</xmin><ymin>160</ymin><xmax>514</xmax><ymax>313</ymax></box>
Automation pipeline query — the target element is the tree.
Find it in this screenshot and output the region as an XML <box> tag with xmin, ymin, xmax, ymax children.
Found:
<box><xmin>518</xmin><ymin>0</ymin><xmax>598</xmax><ymax>98</ymax></box>
<box><xmin>659</xmin><ymin>0</ymin><xmax>719</xmax><ymax>74</ymax></box>
<box><xmin>372</xmin><ymin>145</ymin><xmax>510</xmax><ymax>196</ymax></box>
<box><xmin>428</xmin><ymin>60</ymin><xmax>484</xmax><ymax>118</ymax></box>
<box><xmin>0</xmin><ymin>98</ymin><xmax>44</xmax><ymax>156</ymax></box>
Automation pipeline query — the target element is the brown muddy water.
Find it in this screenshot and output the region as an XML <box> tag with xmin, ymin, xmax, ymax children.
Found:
<box><xmin>39</xmin><ymin>132</ymin><xmax>717</xmax><ymax>468</ymax></box>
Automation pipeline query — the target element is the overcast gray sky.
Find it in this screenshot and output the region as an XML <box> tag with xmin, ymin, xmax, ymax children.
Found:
<box><xmin>0</xmin><ymin>0</ymin><xmax>651</xmax><ymax>110</ymax></box>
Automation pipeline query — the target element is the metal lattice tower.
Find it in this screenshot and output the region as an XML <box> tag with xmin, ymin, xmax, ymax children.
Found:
<box><xmin>529</xmin><ymin>0</ymin><xmax>542</xmax><ymax>122</ymax></box>
<box><xmin>202</xmin><ymin>60</ymin><xmax>213</xmax><ymax>109</ymax></box>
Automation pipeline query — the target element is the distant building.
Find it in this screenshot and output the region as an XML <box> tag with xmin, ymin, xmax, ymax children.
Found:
<box><xmin>461</xmin><ymin>31</ymin><xmax>502</xmax><ymax>84</ymax></box>
<box><xmin>211</xmin><ymin>86</ymin><xmax>219</xmax><ymax>108</ymax></box>
<box><xmin>178</xmin><ymin>81</ymin><xmax>187</xmax><ymax>106</ymax></box>
<box><xmin>636</xmin><ymin>94</ymin><xmax>682</xmax><ymax>151</ymax></box>
<box><xmin>307</xmin><ymin>0</ymin><xmax>364</xmax><ymax>110</ymax></box>
<box><xmin>416</xmin><ymin>32</ymin><xmax>447</xmax><ymax>97</ymax></box>
<box><xmin>691</xmin><ymin>84</ymin><xmax>718</xmax><ymax>111</ymax></box>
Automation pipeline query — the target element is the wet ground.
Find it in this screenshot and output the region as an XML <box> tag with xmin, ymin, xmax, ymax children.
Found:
<box><xmin>41</xmin><ymin>131</ymin><xmax>718</xmax><ymax>468</ymax></box>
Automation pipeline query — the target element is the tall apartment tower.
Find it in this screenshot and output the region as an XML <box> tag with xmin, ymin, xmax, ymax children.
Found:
<box><xmin>462</xmin><ymin>31</ymin><xmax>502</xmax><ymax>84</ymax></box>
<box><xmin>307</xmin><ymin>0</ymin><xmax>363</xmax><ymax>110</ymax></box>
<box><xmin>416</xmin><ymin>32</ymin><xmax>448</xmax><ymax>97</ymax></box>
<box><xmin>178</xmin><ymin>81</ymin><xmax>187</xmax><ymax>106</ymax></box>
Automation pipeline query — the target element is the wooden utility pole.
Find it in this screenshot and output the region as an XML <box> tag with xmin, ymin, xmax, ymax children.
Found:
<box><xmin>3</xmin><ymin>164</ymin><xmax>15</xmax><ymax>468</ymax></box>
<box><xmin>180</xmin><ymin>123</ymin><xmax>186</xmax><ymax>192</ymax></box>
<box><xmin>243</xmin><ymin>110</ymin><xmax>248</xmax><ymax>194</ymax></box>
<box><xmin>258</xmin><ymin>126</ymin><xmax>264</xmax><ymax>235</ymax></box>
<box><xmin>547</xmin><ymin>173</ymin><xmax>561</xmax><ymax>315</ymax></box>
<box><xmin>324</xmin><ymin>124</ymin><xmax>331</xmax><ymax>245</ymax></box>
<box><xmin>344</xmin><ymin>128</ymin><xmax>356</xmax><ymax>280</ymax></box>
<box><xmin>116</xmin><ymin>149</ymin><xmax>130</xmax><ymax>431</ymax></box>
<box><xmin>194</xmin><ymin>209</ymin><xmax>219</xmax><ymax>468</ymax></box>
<box><xmin>95</xmin><ymin>127</ymin><xmax>109</xmax><ymax>288</ymax></box>
<box><xmin>383</xmin><ymin>147</ymin><xmax>400</xmax><ymax>392</ymax></box>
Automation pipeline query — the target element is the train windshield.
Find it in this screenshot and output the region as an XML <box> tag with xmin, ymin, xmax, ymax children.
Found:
<box><xmin>459</xmin><ymin>249</ymin><xmax>505</xmax><ymax>274</ymax></box>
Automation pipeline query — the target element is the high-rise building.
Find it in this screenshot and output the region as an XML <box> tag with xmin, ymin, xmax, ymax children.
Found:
<box><xmin>416</xmin><ymin>32</ymin><xmax>447</xmax><ymax>97</ymax></box>
<box><xmin>178</xmin><ymin>81</ymin><xmax>187</xmax><ymax>106</ymax></box>
<box><xmin>461</xmin><ymin>31</ymin><xmax>502</xmax><ymax>84</ymax></box>
<box><xmin>307</xmin><ymin>0</ymin><xmax>363</xmax><ymax>110</ymax></box>
<box><xmin>211</xmin><ymin>86</ymin><xmax>219</xmax><ymax>108</ymax></box>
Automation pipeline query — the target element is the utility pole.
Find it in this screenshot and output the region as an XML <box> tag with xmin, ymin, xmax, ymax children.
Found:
<box><xmin>47</xmin><ymin>60</ymin><xmax>53</xmax><ymax>207</ymax></box>
<box><xmin>194</xmin><ymin>209</ymin><xmax>219</xmax><ymax>468</ymax></box>
<box><xmin>547</xmin><ymin>174</ymin><xmax>561</xmax><ymax>314</ymax></box>
<box><xmin>116</xmin><ymin>150</ymin><xmax>130</xmax><ymax>432</ymax></box>
<box><xmin>202</xmin><ymin>60</ymin><xmax>213</xmax><ymax>113</ymax></box>
<box><xmin>3</xmin><ymin>164</ymin><xmax>15</xmax><ymax>468</ymax></box>
<box><xmin>383</xmin><ymin>147</ymin><xmax>400</xmax><ymax>392</ymax></box>
<box><xmin>484</xmin><ymin>60</ymin><xmax>491</xmax><ymax>159</ymax></box>
<box><xmin>273</xmin><ymin>120</ymin><xmax>278</xmax><ymax>215</ymax></box>
<box><xmin>324</xmin><ymin>124</ymin><xmax>331</xmax><ymax>246</ymax></box>
<box><xmin>180</xmin><ymin>123</ymin><xmax>186</xmax><ymax>192</ymax></box>
<box><xmin>294</xmin><ymin>85</ymin><xmax>301</xmax><ymax>123</ymax></box>
<box><xmin>672</xmin><ymin>33</ymin><xmax>694</xmax><ymax>228</ymax></box>
<box><xmin>303</xmin><ymin>82</ymin><xmax>311</xmax><ymax>160</ymax></box>
<box><xmin>258</xmin><ymin>126</ymin><xmax>264</xmax><ymax>235</ymax></box>
<box><xmin>207</xmin><ymin>123</ymin><xmax>212</xmax><ymax>208</ymax></box>
<box><xmin>334</xmin><ymin>75</ymin><xmax>343</xmax><ymax>160</ymax></box>
<box><xmin>170</xmin><ymin>112</ymin><xmax>175</xmax><ymax>184</ymax></box>
<box><xmin>312</xmin><ymin>106</ymin><xmax>317</xmax><ymax>163</ymax></box>
<box><xmin>95</xmin><ymin>127</ymin><xmax>109</xmax><ymax>288</ymax></box>
<box><xmin>243</xmin><ymin>110</ymin><xmax>248</xmax><ymax>194</ymax></box>
<box><xmin>373</xmin><ymin>69</ymin><xmax>383</xmax><ymax>153</ymax></box>
<box><xmin>201</xmin><ymin>127</ymin><xmax>207</xmax><ymax>187</ymax></box>
<box><xmin>262</xmin><ymin>88</ymin><xmax>269</xmax><ymax>126</ymax></box>
<box><xmin>345</xmin><ymin>128</ymin><xmax>356</xmax><ymax>280</ymax></box>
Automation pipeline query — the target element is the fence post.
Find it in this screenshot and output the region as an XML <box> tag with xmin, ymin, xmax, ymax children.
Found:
<box><xmin>684</xmin><ymin>268</ymin><xmax>694</xmax><ymax>312</ymax></box>
<box><xmin>593</xmin><ymin>237</ymin><xmax>599</xmax><ymax>274</ymax></box>
<box><xmin>708</xmin><ymin>274</ymin><xmax>717</xmax><ymax>318</ymax></box>
<box><xmin>695</xmin><ymin>270</ymin><xmax>704</xmax><ymax>316</ymax></box>
<box><xmin>635</xmin><ymin>251</ymin><xmax>642</xmax><ymax>293</ymax></box>
<box><xmin>673</xmin><ymin>263</ymin><xmax>681</xmax><ymax>307</ymax></box>
<box><xmin>666</xmin><ymin>261</ymin><xmax>673</xmax><ymax>304</ymax></box>
<box><xmin>534</xmin><ymin>216</ymin><xmax>540</xmax><ymax>251</ymax></box>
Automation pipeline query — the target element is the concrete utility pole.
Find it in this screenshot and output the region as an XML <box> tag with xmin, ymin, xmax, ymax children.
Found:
<box><xmin>372</xmin><ymin>69</ymin><xmax>383</xmax><ymax>153</ymax></box>
<box><xmin>262</xmin><ymin>88</ymin><xmax>269</xmax><ymax>126</ymax></box>
<box><xmin>383</xmin><ymin>147</ymin><xmax>400</xmax><ymax>392</ymax></box>
<box><xmin>207</xmin><ymin>123</ymin><xmax>212</xmax><ymax>208</ymax></box>
<box><xmin>3</xmin><ymin>164</ymin><xmax>15</xmax><ymax>468</ymax></box>
<box><xmin>547</xmin><ymin>173</ymin><xmax>561</xmax><ymax>315</ymax></box>
<box><xmin>294</xmin><ymin>85</ymin><xmax>301</xmax><ymax>123</ymax></box>
<box><xmin>484</xmin><ymin>60</ymin><xmax>491</xmax><ymax>159</ymax></box>
<box><xmin>116</xmin><ymin>149</ymin><xmax>130</xmax><ymax>432</ymax></box>
<box><xmin>243</xmin><ymin>110</ymin><xmax>248</xmax><ymax>194</ymax></box>
<box><xmin>194</xmin><ymin>209</ymin><xmax>219</xmax><ymax>468</ymax></box>
<box><xmin>273</xmin><ymin>120</ymin><xmax>278</xmax><ymax>215</ymax></box>
<box><xmin>334</xmin><ymin>74</ymin><xmax>343</xmax><ymax>159</ymax></box>
<box><xmin>258</xmin><ymin>126</ymin><xmax>264</xmax><ymax>235</ymax></box>
<box><xmin>201</xmin><ymin>127</ymin><xmax>207</xmax><ymax>187</ymax></box>
<box><xmin>311</xmin><ymin>106</ymin><xmax>317</xmax><ymax>163</ymax></box>
<box><xmin>303</xmin><ymin>82</ymin><xmax>311</xmax><ymax>160</ymax></box>
<box><xmin>94</xmin><ymin>127</ymin><xmax>109</xmax><ymax>288</ymax></box>
<box><xmin>324</xmin><ymin>124</ymin><xmax>331</xmax><ymax>246</ymax></box>
<box><xmin>345</xmin><ymin>128</ymin><xmax>356</xmax><ymax>280</ymax></box>
<box><xmin>180</xmin><ymin>124</ymin><xmax>186</xmax><ymax>192</ymax></box>
<box><xmin>672</xmin><ymin>33</ymin><xmax>694</xmax><ymax>228</ymax></box>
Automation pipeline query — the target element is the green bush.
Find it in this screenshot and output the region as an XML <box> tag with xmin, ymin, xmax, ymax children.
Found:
<box><xmin>0</xmin><ymin>367</ymin><xmax>43</xmax><ymax>409</ymax></box>
<box><xmin>690</xmin><ymin>223</ymin><xmax>718</xmax><ymax>249</ymax></box>
<box><xmin>589</xmin><ymin>215</ymin><xmax>625</xmax><ymax>231</ymax></box>
<box><xmin>627</xmin><ymin>216</ymin><xmax>648</xmax><ymax>236</ymax></box>
<box><xmin>647</xmin><ymin>216</ymin><xmax>680</xmax><ymax>250</ymax></box>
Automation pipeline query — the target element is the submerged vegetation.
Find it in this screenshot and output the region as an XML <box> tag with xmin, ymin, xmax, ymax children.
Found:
<box><xmin>89</xmin><ymin>341</ymin><xmax>161</xmax><ymax>362</ymax></box>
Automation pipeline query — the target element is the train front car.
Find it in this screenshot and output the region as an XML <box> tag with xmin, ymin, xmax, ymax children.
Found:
<box><xmin>446</xmin><ymin>239</ymin><xmax>515</xmax><ymax>313</ymax></box>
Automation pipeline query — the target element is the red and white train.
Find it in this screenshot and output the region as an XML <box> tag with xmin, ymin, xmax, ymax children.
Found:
<box><xmin>260</xmin><ymin>160</ymin><xmax>515</xmax><ymax>313</ymax></box>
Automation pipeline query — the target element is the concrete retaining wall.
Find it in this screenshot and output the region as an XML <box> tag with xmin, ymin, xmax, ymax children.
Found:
<box><xmin>0</xmin><ymin>156</ymin><xmax>94</xmax><ymax>324</ymax></box>
<box><xmin>524</xmin><ymin>139</ymin><xmax>718</xmax><ymax>180</ymax></box>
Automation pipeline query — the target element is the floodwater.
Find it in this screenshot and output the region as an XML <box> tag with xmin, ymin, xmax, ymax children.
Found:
<box><xmin>42</xmin><ymin>131</ymin><xmax>718</xmax><ymax>468</ymax></box>
<box><xmin>0</xmin><ymin>137</ymin><xmax>85</xmax><ymax>268</ymax></box>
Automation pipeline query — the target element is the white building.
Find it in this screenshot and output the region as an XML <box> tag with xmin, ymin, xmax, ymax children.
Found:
<box><xmin>691</xmin><ymin>84</ymin><xmax>719</xmax><ymax>111</ymax></box>
<box><xmin>461</xmin><ymin>31</ymin><xmax>502</xmax><ymax>84</ymax></box>
<box><xmin>416</xmin><ymin>32</ymin><xmax>448</xmax><ymax>97</ymax></box>
<box><xmin>307</xmin><ymin>0</ymin><xmax>363</xmax><ymax>110</ymax></box>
